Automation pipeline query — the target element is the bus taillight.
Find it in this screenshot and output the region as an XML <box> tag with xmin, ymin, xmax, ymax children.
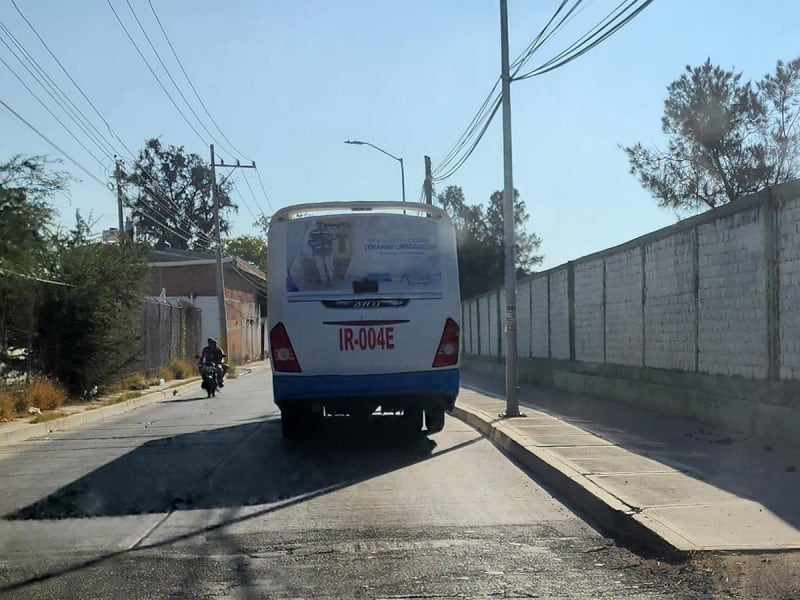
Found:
<box><xmin>432</xmin><ymin>318</ymin><xmax>459</xmax><ymax>368</ymax></box>
<box><xmin>270</xmin><ymin>322</ymin><xmax>302</xmax><ymax>372</ymax></box>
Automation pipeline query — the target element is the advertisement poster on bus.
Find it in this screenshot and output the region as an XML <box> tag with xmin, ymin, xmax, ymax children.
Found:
<box><xmin>285</xmin><ymin>214</ymin><xmax>442</xmax><ymax>299</ymax></box>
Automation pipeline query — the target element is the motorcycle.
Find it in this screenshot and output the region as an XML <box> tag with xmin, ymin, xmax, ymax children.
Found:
<box><xmin>200</xmin><ymin>363</ymin><xmax>219</xmax><ymax>397</ymax></box>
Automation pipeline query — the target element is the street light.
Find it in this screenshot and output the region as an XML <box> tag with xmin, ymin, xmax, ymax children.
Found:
<box><xmin>344</xmin><ymin>139</ymin><xmax>406</xmax><ymax>202</ymax></box>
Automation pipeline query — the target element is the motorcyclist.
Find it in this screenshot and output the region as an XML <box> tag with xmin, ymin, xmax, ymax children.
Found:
<box><xmin>198</xmin><ymin>337</ymin><xmax>227</xmax><ymax>387</ymax></box>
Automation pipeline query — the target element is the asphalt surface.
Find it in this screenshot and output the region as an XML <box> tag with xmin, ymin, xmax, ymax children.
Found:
<box><xmin>0</xmin><ymin>370</ymin><xmax>726</xmax><ymax>599</ymax></box>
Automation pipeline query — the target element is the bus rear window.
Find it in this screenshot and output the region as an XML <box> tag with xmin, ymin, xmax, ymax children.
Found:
<box><xmin>285</xmin><ymin>214</ymin><xmax>443</xmax><ymax>298</ymax></box>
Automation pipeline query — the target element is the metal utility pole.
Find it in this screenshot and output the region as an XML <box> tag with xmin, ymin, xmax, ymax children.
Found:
<box><xmin>210</xmin><ymin>144</ymin><xmax>258</xmax><ymax>354</ymax></box>
<box><xmin>115</xmin><ymin>159</ymin><xmax>125</xmax><ymax>238</ymax></box>
<box><xmin>500</xmin><ymin>0</ymin><xmax>520</xmax><ymax>417</ymax></box>
<box><xmin>399</xmin><ymin>157</ymin><xmax>406</xmax><ymax>203</ymax></box>
<box><xmin>424</xmin><ymin>155</ymin><xmax>433</xmax><ymax>204</ymax></box>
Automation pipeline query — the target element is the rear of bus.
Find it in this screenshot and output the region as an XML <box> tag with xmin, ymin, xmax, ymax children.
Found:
<box><xmin>267</xmin><ymin>202</ymin><xmax>461</xmax><ymax>437</ymax></box>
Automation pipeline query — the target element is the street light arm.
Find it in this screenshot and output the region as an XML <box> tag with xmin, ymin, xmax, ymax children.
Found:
<box><xmin>345</xmin><ymin>139</ymin><xmax>401</xmax><ymax>163</ymax></box>
<box><xmin>344</xmin><ymin>138</ymin><xmax>406</xmax><ymax>202</ymax></box>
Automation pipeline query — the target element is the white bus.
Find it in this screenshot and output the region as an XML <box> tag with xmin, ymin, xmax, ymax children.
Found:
<box><xmin>267</xmin><ymin>201</ymin><xmax>461</xmax><ymax>438</ymax></box>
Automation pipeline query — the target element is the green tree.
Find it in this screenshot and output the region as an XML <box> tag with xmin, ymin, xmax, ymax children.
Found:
<box><xmin>623</xmin><ymin>57</ymin><xmax>800</xmax><ymax>212</ymax></box>
<box><xmin>225</xmin><ymin>235</ymin><xmax>268</xmax><ymax>273</ymax></box>
<box><xmin>437</xmin><ymin>185</ymin><xmax>543</xmax><ymax>299</ymax></box>
<box><xmin>123</xmin><ymin>138</ymin><xmax>237</xmax><ymax>250</ymax></box>
<box><xmin>0</xmin><ymin>156</ymin><xmax>67</xmax><ymax>374</ymax></box>
<box><xmin>37</xmin><ymin>235</ymin><xmax>150</xmax><ymax>394</ymax></box>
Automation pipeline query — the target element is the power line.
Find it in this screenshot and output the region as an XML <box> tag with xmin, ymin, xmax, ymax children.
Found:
<box><xmin>254</xmin><ymin>168</ymin><xmax>274</xmax><ymax>214</ymax></box>
<box><xmin>10</xmin><ymin>0</ymin><xmax>139</xmax><ymax>159</ymax></box>
<box><xmin>432</xmin><ymin>97</ymin><xmax>501</xmax><ymax>183</ymax></box>
<box><xmin>10</xmin><ymin>0</ymin><xmax>257</xmax><ymax>243</ymax></box>
<box><xmin>123</xmin><ymin>0</ymin><xmax>234</xmax><ymax>157</ymax></box>
<box><xmin>432</xmin><ymin>1</ymin><xmax>584</xmax><ymax>181</ymax></box>
<box><xmin>5</xmin><ymin>4</ymin><xmax>225</xmax><ymax>248</ymax></box>
<box><xmin>127</xmin><ymin>176</ymin><xmax>219</xmax><ymax>247</ymax></box>
<box><xmin>514</xmin><ymin>0</ymin><xmax>654</xmax><ymax>80</ymax></box>
<box><xmin>106</xmin><ymin>0</ymin><xmax>210</xmax><ymax>147</ymax></box>
<box><xmin>135</xmin><ymin>209</ymin><xmax>201</xmax><ymax>247</ymax></box>
<box><xmin>510</xmin><ymin>0</ymin><xmax>588</xmax><ymax>75</ymax></box>
<box><xmin>0</xmin><ymin>96</ymin><xmax>107</xmax><ymax>187</ymax></box>
<box><xmin>231</xmin><ymin>264</ymin><xmax>268</xmax><ymax>295</ymax></box>
<box><xmin>0</xmin><ymin>53</ymin><xmax>109</xmax><ymax>170</ymax></box>
<box><xmin>119</xmin><ymin>0</ymin><xmax>270</xmax><ymax>221</ymax></box>
<box><xmin>229</xmin><ymin>177</ymin><xmax>259</xmax><ymax>222</ymax></box>
<box><xmin>0</xmin><ymin>266</ymin><xmax>73</xmax><ymax>287</ymax></box>
<box><xmin>0</xmin><ymin>20</ymin><xmax>118</xmax><ymax>161</ymax></box>
<box><xmin>431</xmin><ymin>0</ymin><xmax>654</xmax><ymax>183</ymax></box>
<box><xmin>146</xmin><ymin>0</ymin><xmax>253</xmax><ymax>163</ymax></box>
<box><xmin>433</xmin><ymin>79</ymin><xmax>501</xmax><ymax>178</ymax></box>
<box><xmin>240</xmin><ymin>168</ymin><xmax>267</xmax><ymax>217</ymax></box>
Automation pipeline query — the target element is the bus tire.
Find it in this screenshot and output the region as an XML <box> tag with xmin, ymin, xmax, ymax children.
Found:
<box><xmin>425</xmin><ymin>408</ymin><xmax>445</xmax><ymax>434</ymax></box>
<box><xmin>281</xmin><ymin>408</ymin><xmax>304</xmax><ymax>440</ymax></box>
<box><xmin>402</xmin><ymin>408</ymin><xmax>423</xmax><ymax>434</ymax></box>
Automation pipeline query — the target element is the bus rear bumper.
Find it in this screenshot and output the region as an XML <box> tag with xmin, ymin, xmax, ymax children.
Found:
<box><xmin>272</xmin><ymin>369</ymin><xmax>460</xmax><ymax>409</ymax></box>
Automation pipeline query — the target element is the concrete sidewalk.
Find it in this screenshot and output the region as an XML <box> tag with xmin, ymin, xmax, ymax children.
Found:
<box><xmin>453</xmin><ymin>370</ymin><xmax>800</xmax><ymax>557</ymax></box>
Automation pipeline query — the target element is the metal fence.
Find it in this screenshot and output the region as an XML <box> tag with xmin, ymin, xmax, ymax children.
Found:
<box><xmin>132</xmin><ymin>297</ymin><xmax>201</xmax><ymax>373</ymax></box>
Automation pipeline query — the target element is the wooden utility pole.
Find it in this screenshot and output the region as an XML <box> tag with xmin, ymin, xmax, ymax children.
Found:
<box><xmin>115</xmin><ymin>159</ymin><xmax>125</xmax><ymax>238</ymax></box>
<box><xmin>424</xmin><ymin>155</ymin><xmax>433</xmax><ymax>204</ymax></box>
<box><xmin>210</xmin><ymin>144</ymin><xmax>257</xmax><ymax>353</ymax></box>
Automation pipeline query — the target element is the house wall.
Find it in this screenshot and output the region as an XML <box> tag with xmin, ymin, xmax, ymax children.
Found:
<box><xmin>150</xmin><ymin>262</ymin><xmax>264</xmax><ymax>364</ymax></box>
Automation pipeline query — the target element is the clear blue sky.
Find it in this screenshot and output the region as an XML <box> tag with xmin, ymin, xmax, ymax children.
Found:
<box><xmin>2</xmin><ymin>1</ymin><xmax>798</xmax><ymax>269</ymax></box>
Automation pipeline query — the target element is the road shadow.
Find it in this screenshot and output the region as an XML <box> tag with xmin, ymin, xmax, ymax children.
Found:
<box><xmin>5</xmin><ymin>416</ymin><xmax>441</xmax><ymax>520</ymax></box>
<box><xmin>462</xmin><ymin>371</ymin><xmax>800</xmax><ymax>532</ymax></box>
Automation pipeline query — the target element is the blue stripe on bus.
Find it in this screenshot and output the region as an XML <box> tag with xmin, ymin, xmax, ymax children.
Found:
<box><xmin>272</xmin><ymin>369</ymin><xmax>460</xmax><ymax>404</ymax></box>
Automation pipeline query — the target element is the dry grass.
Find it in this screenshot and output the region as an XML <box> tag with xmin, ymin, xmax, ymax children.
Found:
<box><xmin>26</xmin><ymin>378</ymin><xmax>68</xmax><ymax>411</ymax></box>
<box><xmin>119</xmin><ymin>390</ymin><xmax>143</xmax><ymax>402</ymax></box>
<box><xmin>226</xmin><ymin>363</ymin><xmax>238</xmax><ymax>379</ymax></box>
<box><xmin>30</xmin><ymin>410</ymin><xmax>68</xmax><ymax>424</ymax></box>
<box><xmin>167</xmin><ymin>359</ymin><xmax>195</xmax><ymax>380</ymax></box>
<box><xmin>0</xmin><ymin>378</ymin><xmax>68</xmax><ymax>422</ymax></box>
<box><xmin>118</xmin><ymin>373</ymin><xmax>149</xmax><ymax>391</ymax></box>
<box><xmin>0</xmin><ymin>391</ymin><xmax>16</xmax><ymax>421</ymax></box>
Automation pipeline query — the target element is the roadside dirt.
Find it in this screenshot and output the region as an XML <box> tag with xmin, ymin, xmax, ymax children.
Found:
<box><xmin>684</xmin><ymin>552</ymin><xmax>800</xmax><ymax>599</ymax></box>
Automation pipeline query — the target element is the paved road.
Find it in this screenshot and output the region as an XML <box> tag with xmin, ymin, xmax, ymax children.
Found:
<box><xmin>0</xmin><ymin>370</ymin><xmax>714</xmax><ymax>599</ymax></box>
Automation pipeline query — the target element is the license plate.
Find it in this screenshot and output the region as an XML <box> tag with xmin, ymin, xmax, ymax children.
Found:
<box><xmin>338</xmin><ymin>327</ymin><xmax>395</xmax><ymax>351</ymax></box>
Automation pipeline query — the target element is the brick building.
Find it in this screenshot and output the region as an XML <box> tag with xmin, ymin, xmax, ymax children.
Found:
<box><xmin>148</xmin><ymin>248</ymin><xmax>266</xmax><ymax>364</ymax></box>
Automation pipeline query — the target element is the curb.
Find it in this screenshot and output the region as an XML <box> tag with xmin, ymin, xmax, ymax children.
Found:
<box><xmin>0</xmin><ymin>363</ymin><xmax>272</xmax><ymax>448</ymax></box>
<box><xmin>0</xmin><ymin>362</ymin><xmax>274</xmax><ymax>448</ymax></box>
<box><xmin>451</xmin><ymin>403</ymin><xmax>693</xmax><ymax>560</ymax></box>
<box><xmin>0</xmin><ymin>378</ymin><xmax>204</xmax><ymax>448</ymax></box>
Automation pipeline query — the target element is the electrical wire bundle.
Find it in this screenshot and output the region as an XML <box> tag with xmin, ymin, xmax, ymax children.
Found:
<box><xmin>0</xmin><ymin>0</ymin><xmax>273</xmax><ymax>249</ymax></box>
<box><xmin>431</xmin><ymin>0</ymin><xmax>655</xmax><ymax>185</ymax></box>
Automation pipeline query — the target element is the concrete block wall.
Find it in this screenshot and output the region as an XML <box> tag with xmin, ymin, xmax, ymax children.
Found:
<box><xmin>517</xmin><ymin>281</ymin><xmax>532</xmax><ymax>358</ymax></box>
<box><xmin>499</xmin><ymin>289</ymin><xmax>507</xmax><ymax>357</ymax></box>
<box><xmin>469</xmin><ymin>301</ymin><xmax>479</xmax><ymax>356</ymax></box>
<box><xmin>643</xmin><ymin>230</ymin><xmax>696</xmax><ymax>371</ymax></box>
<box><xmin>478</xmin><ymin>296</ymin><xmax>490</xmax><ymax>356</ymax></box>
<box><xmin>697</xmin><ymin>206</ymin><xmax>768</xmax><ymax>378</ymax></box>
<box><xmin>458</xmin><ymin>181</ymin><xmax>800</xmax><ymax>446</ymax></box>
<box><xmin>531</xmin><ymin>276</ymin><xmax>549</xmax><ymax>358</ymax></box>
<box><xmin>778</xmin><ymin>188</ymin><xmax>800</xmax><ymax>380</ymax></box>
<box><xmin>574</xmin><ymin>258</ymin><xmax>604</xmax><ymax>363</ymax></box>
<box><xmin>549</xmin><ymin>268</ymin><xmax>570</xmax><ymax>360</ymax></box>
<box><xmin>460</xmin><ymin>180</ymin><xmax>800</xmax><ymax>383</ymax></box>
<box><xmin>488</xmin><ymin>292</ymin><xmax>499</xmax><ymax>356</ymax></box>
<box><xmin>605</xmin><ymin>248</ymin><xmax>644</xmax><ymax>367</ymax></box>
